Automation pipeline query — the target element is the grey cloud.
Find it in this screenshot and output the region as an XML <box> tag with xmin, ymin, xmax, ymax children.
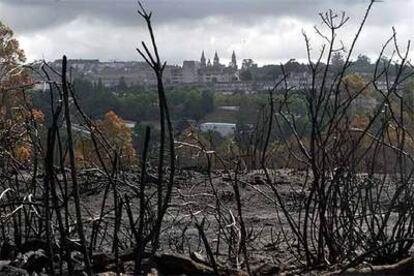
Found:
<box><xmin>1</xmin><ymin>0</ymin><xmax>411</xmax><ymax>34</ymax></box>
<box><xmin>1</xmin><ymin>0</ymin><xmax>412</xmax><ymax>64</ymax></box>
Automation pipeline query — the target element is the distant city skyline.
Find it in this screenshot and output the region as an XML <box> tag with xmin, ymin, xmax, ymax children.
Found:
<box><xmin>1</xmin><ymin>0</ymin><xmax>412</xmax><ymax>65</ymax></box>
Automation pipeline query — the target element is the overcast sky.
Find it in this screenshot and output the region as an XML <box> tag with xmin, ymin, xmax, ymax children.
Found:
<box><xmin>1</xmin><ymin>0</ymin><xmax>412</xmax><ymax>65</ymax></box>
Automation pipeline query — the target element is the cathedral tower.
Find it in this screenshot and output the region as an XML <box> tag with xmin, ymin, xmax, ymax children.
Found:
<box><xmin>230</xmin><ymin>50</ymin><xmax>237</xmax><ymax>69</ymax></box>
<box><xmin>200</xmin><ymin>51</ymin><xmax>206</xmax><ymax>67</ymax></box>
<box><xmin>213</xmin><ymin>51</ymin><xmax>220</xmax><ymax>67</ymax></box>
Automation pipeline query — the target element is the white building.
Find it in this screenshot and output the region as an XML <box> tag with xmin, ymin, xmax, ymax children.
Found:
<box><xmin>199</xmin><ymin>122</ymin><xmax>236</xmax><ymax>137</ymax></box>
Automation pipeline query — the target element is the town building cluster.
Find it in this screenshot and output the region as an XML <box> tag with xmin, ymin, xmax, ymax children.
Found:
<box><xmin>50</xmin><ymin>51</ymin><xmax>240</xmax><ymax>87</ymax></box>
<box><xmin>41</xmin><ymin>52</ymin><xmax>395</xmax><ymax>95</ymax></box>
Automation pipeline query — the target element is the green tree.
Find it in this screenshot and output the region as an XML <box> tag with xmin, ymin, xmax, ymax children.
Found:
<box><xmin>0</xmin><ymin>21</ymin><xmax>40</xmax><ymax>163</ymax></box>
<box><xmin>239</xmin><ymin>70</ymin><xmax>252</xmax><ymax>81</ymax></box>
<box><xmin>117</xmin><ymin>76</ymin><xmax>128</xmax><ymax>91</ymax></box>
<box><xmin>353</xmin><ymin>54</ymin><xmax>372</xmax><ymax>72</ymax></box>
<box><xmin>0</xmin><ymin>21</ymin><xmax>29</xmax><ymax>117</ymax></box>
<box><xmin>201</xmin><ymin>90</ymin><xmax>214</xmax><ymax>114</ymax></box>
<box><xmin>331</xmin><ymin>52</ymin><xmax>345</xmax><ymax>69</ymax></box>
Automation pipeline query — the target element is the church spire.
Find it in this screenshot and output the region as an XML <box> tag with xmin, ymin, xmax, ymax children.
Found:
<box><xmin>213</xmin><ymin>51</ymin><xmax>220</xmax><ymax>67</ymax></box>
<box><xmin>230</xmin><ymin>50</ymin><xmax>237</xmax><ymax>69</ymax></box>
<box><xmin>201</xmin><ymin>50</ymin><xmax>206</xmax><ymax>67</ymax></box>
